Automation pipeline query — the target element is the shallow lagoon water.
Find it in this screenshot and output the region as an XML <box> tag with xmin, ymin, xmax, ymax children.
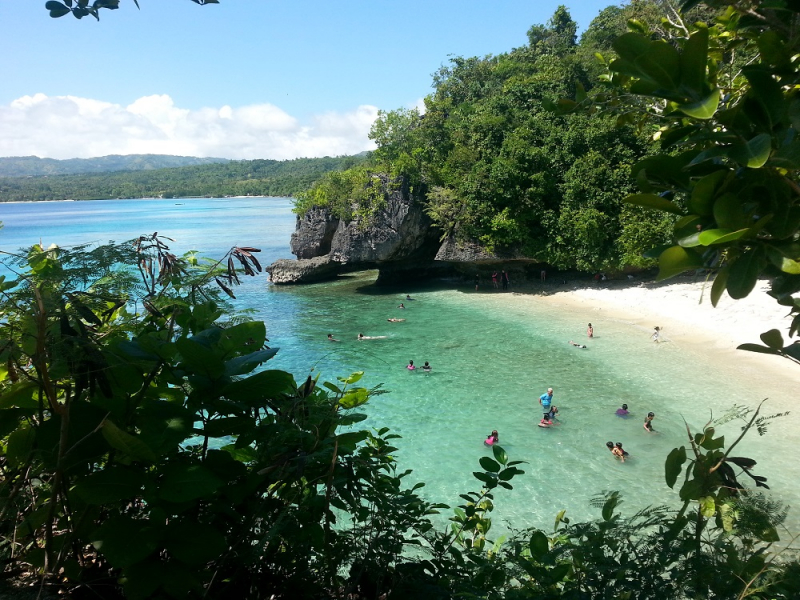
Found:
<box><xmin>2</xmin><ymin>198</ymin><xmax>798</xmax><ymax>535</ymax></box>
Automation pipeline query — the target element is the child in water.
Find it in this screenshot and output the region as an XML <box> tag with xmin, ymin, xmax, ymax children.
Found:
<box><xmin>616</xmin><ymin>403</ymin><xmax>629</xmax><ymax>416</ymax></box>
<box><xmin>407</xmin><ymin>360</ymin><xmax>416</xmax><ymax>371</ymax></box>
<box><xmin>587</xmin><ymin>323</ymin><xmax>594</xmax><ymax>338</ymax></box>
<box><xmin>614</xmin><ymin>442</ymin><xmax>629</xmax><ymax>462</ymax></box>
<box><xmin>422</xmin><ymin>361</ymin><xmax>431</xmax><ymax>372</ymax></box>
<box><xmin>644</xmin><ymin>412</ymin><xmax>656</xmax><ymax>432</ymax></box>
<box><xmin>484</xmin><ymin>430</ymin><xmax>499</xmax><ymax>446</ymax></box>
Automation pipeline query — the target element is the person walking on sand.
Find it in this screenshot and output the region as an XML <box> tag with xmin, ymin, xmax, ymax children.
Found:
<box><xmin>492</xmin><ymin>271</ymin><xmax>499</xmax><ymax>289</ymax></box>
<box><xmin>502</xmin><ymin>270</ymin><xmax>510</xmax><ymax>290</ymax></box>
<box><xmin>651</xmin><ymin>326</ymin><xmax>661</xmax><ymax>343</ymax></box>
<box><xmin>587</xmin><ymin>323</ymin><xmax>594</xmax><ymax>338</ymax></box>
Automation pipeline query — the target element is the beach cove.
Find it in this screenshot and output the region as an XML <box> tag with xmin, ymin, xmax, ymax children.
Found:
<box><xmin>2</xmin><ymin>197</ymin><xmax>798</xmax><ymax>537</ymax></box>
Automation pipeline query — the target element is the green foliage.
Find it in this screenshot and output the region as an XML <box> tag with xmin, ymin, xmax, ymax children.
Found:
<box><xmin>0</xmin><ymin>155</ymin><xmax>366</xmax><ymax>202</ymax></box>
<box><xmin>45</xmin><ymin>0</ymin><xmax>218</xmax><ymax>22</ymax></box>
<box><xmin>559</xmin><ymin>0</ymin><xmax>800</xmax><ymax>347</ymax></box>
<box><xmin>293</xmin><ymin>166</ymin><xmax>392</xmax><ymax>225</ymax></box>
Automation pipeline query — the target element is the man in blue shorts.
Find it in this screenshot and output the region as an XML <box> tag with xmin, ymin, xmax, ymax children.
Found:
<box><xmin>539</xmin><ymin>387</ymin><xmax>555</xmax><ymax>422</ymax></box>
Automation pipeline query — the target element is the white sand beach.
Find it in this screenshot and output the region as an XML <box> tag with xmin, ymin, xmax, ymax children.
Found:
<box><xmin>511</xmin><ymin>276</ymin><xmax>800</xmax><ymax>410</ymax></box>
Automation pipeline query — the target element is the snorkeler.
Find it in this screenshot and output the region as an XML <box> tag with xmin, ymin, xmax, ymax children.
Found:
<box><xmin>644</xmin><ymin>412</ymin><xmax>656</xmax><ymax>432</ymax></box>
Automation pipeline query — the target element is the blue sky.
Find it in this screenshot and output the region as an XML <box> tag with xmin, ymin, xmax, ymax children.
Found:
<box><xmin>1</xmin><ymin>0</ymin><xmax>617</xmax><ymax>160</ymax></box>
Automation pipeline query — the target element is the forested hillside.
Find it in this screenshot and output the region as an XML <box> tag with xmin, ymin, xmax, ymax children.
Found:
<box><xmin>0</xmin><ymin>154</ymin><xmax>229</xmax><ymax>177</ymax></box>
<box><xmin>296</xmin><ymin>3</ymin><xmax>691</xmax><ymax>273</ymax></box>
<box><xmin>0</xmin><ymin>154</ymin><xmax>368</xmax><ymax>201</ymax></box>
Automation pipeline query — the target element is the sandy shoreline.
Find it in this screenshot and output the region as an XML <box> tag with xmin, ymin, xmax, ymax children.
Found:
<box><xmin>502</xmin><ymin>276</ymin><xmax>800</xmax><ymax>410</ymax></box>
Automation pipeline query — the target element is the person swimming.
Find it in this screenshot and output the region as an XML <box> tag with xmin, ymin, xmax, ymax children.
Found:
<box><xmin>422</xmin><ymin>361</ymin><xmax>431</xmax><ymax>372</ymax></box>
<box><xmin>398</xmin><ymin>303</ymin><xmax>406</xmax><ymax>309</ymax></box>
<box><xmin>569</xmin><ymin>340</ymin><xmax>587</xmax><ymax>348</ymax></box>
<box><xmin>644</xmin><ymin>412</ymin><xmax>656</xmax><ymax>432</ymax></box>
<box><xmin>358</xmin><ymin>333</ymin><xmax>387</xmax><ymax>340</ymax></box>
<box><xmin>484</xmin><ymin>430</ymin><xmax>499</xmax><ymax>446</ymax></box>
<box><xmin>405</xmin><ymin>294</ymin><xmax>415</xmax><ymax>301</ymax></box>
<box><xmin>387</xmin><ymin>318</ymin><xmax>406</xmax><ymax>322</ymax></box>
<box><xmin>327</xmin><ymin>333</ymin><xmax>340</xmax><ymax>342</ymax></box>
<box><xmin>407</xmin><ymin>360</ymin><xmax>416</xmax><ymax>370</ymax></box>
<box><xmin>616</xmin><ymin>403</ymin><xmax>629</xmax><ymax>416</ymax></box>
<box><xmin>614</xmin><ymin>442</ymin><xmax>629</xmax><ymax>461</ymax></box>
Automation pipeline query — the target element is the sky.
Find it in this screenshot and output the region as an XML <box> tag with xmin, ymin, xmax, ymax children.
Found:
<box><xmin>1</xmin><ymin>0</ymin><xmax>616</xmax><ymax>161</ymax></box>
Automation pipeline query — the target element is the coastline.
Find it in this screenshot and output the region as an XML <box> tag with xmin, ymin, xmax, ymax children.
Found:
<box><xmin>506</xmin><ymin>276</ymin><xmax>800</xmax><ymax>411</ymax></box>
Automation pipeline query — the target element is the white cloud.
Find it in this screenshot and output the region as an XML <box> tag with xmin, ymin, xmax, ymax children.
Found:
<box><xmin>0</xmin><ymin>94</ymin><xmax>379</xmax><ymax>160</ymax></box>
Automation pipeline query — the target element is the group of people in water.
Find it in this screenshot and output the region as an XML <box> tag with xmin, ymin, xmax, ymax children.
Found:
<box><xmin>483</xmin><ymin>321</ymin><xmax>660</xmax><ymax>464</ymax></box>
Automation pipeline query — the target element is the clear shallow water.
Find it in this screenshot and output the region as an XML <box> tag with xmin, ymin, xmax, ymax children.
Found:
<box><xmin>2</xmin><ymin>198</ymin><xmax>798</xmax><ymax>536</ymax></box>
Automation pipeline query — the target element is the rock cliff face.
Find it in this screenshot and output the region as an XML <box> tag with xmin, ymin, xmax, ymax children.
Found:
<box><xmin>267</xmin><ymin>176</ymin><xmax>443</xmax><ymax>284</ymax></box>
<box><xmin>266</xmin><ymin>175</ymin><xmax>540</xmax><ymax>285</ymax></box>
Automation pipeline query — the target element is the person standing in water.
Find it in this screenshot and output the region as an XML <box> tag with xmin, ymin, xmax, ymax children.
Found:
<box><xmin>422</xmin><ymin>361</ymin><xmax>432</xmax><ymax>372</ymax></box>
<box><xmin>539</xmin><ymin>387</ymin><xmax>555</xmax><ymax>422</ymax></box>
<box><xmin>651</xmin><ymin>326</ymin><xmax>661</xmax><ymax>342</ymax></box>
<box><xmin>644</xmin><ymin>412</ymin><xmax>656</xmax><ymax>432</ymax></box>
<box><xmin>587</xmin><ymin>323</ymin><xmax>594</xmax><ymax>338</ymax></box>
<box><xmin>616</xmin><ymin>403</ymin><xmax>629</xmax><ymax>416</ymax></box>
<box><xmin>485</xmin><ymin>430</ymin><xmax>499</xmax><ymax>446</ymax></box>
<box><xmin>407</xmin><ymin>360</ymin><xmax>416</xmax><ymax>371</ymax></box>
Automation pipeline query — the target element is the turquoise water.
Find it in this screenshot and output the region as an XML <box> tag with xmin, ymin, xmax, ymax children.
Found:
<box><xmin>2</xmin><ymin>198</ymin><xmax>798</xmax><ymax>535</ymax></box>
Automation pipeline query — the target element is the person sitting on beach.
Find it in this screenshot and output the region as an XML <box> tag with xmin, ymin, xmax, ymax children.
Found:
<box><xmin>327</xmin><ymin>334</ymin><xmax>340</xmax><ymax>342</ymax></box>
<box><xmin>422</xmin><ymin>361</ymin><xmax>431</xmax><ymax>372</ymax></box>
<box><xmin>569</xmin><ymin>340</ymin><xmax>587</xmax><ymax>348</ymax></box>
<box><xmin>616</xmin><ymin>403</ymin><xmax>629</xmax><ymax>416</ymax></box>
<box><xmin>651</xmin><ymin>326</ymin><xmax>661</xmax><ymax>343</ymax></box>
<box><xmin>613</xmin><ymin>442</ymin><xmax>629</xmax><ymax>462</ymax></box>
<box><xmin>587</xmin><ymin>323</ymin><xmax>594</xmax><ymax>338</ymax></box>
<box><xmin>407</xmin><ymin>360</ymin><xmax>416</xmax><ymax>371</ymax></box>
<box><xmin>387</xmin><ymin>318</ymin><xmax>406</xmax><ymax>322</ymax></box>
<box><xmin>484</xmin><ymin>430</ymin><xmax>499</xmax><ymax>446</ymax></box>
<box><xmin>644</xmin><ymin>412</ymin><xmax>656</xmax><ymax>432</ymax></box>
<box><xmin>398</xmin><ymin>303</ymin><xmax>406</xmax><ymax>309</ymax></box>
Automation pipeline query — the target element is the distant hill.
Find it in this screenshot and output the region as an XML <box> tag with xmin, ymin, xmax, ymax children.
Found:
<box><xmin>0</xmin><ymin>155</ymin><xmax>370</xmax><ymax>202</ymax></box>
<box><xmin>0</xmin><ymin>154</ymin><xmax>230</xmax><ymax>177</ymax></box>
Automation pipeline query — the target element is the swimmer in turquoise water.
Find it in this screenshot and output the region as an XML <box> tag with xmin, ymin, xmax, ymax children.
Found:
<box><xmin>387</xmin><ymin>318</ymin><xmax>406</xmax><ymax>322</ymax></box>
<box><xmin>615</xmin><ymin>442</ymin><xmax>629</xmax><ymax>461</ymax></box>
<box><xmin>616</xmin><ymin>403</ymin><xmax>629</xmax><ymax>416</ymax></box>
<box><xmin>422</xmin><ymin>361</ymin><xmax>431</xmax><ymax>372</ymax></box>
<box><xmin>407</xmin><ymin>360</ymin><xmax>416</xmax><ymax>371</ymax></box>
<box><xmin>606</xmin><ymin>441</ymin><xmax>615</xmax><ymax>454</ymax></box>
<box><xmin>327</xmin><ymin>334</ymin><xmax>340</xmax><ymax>342</ymax></box>
<box><xmin>644</xmin><ymin>412</ymin><xmax>656</xmax><ymax>432</ymax></box>
<box><xmin>484</xmin><ymin>430</ymin><xmax>499</xmax><ymax>446</ymax></box>
<box><xmin>569</xmin><ymin>340</ymin><xmax>587</xmax><ymax>348</ymax></box>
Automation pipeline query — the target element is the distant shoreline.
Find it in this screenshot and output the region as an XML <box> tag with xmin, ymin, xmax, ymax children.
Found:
<box><xmin>0</xmin><ymin>195</ymin><xmax>288</xmax><ymax>204</ymax></box>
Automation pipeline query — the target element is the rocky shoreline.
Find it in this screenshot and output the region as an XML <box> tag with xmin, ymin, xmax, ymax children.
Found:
<box><xmin>266</xmin><ymin>176</ymin><xmax>542</xmax><ymax>285</ymax></box>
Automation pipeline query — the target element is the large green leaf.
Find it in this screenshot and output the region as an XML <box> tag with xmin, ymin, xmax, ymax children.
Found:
<box><xmin>759</xmin><ymin>329</ymin><xmax>784</xmax><ymax>350</ymax></box>
<box><xmin>688</xmin><ymin>170</ymin><xmax>727</xmax><ymax>217</ymax></box>
<box><xmin>713</xmin><ymin>193</ymin><xmax>752</xmax><ymax>230</ymax></box>
<box><xmin>697</xmin><ymin>228</ymin><xmax>749</xmax><ymax>246</ymax></box>
<box><xmin>163</xmin><ymin>521</ymin><xmax>227</xmax><ymax>566</ymax></box>
<box><xmin>479</xmin><ymin>456</ymin><xmax>501</xmax><ymax>473</ymax></box>
<box><xmin>90</xmin><ymin>515</ymin><xmax>160</xmax><ymax>568</ymax></box>
<box><xmin>175</xmin><ymin>337</ymin><xmax>224</xmax><ymax>379</ymax></box>
<box><xmin>529</xmin><ymin>531</ymin><xmax>549</xmax><ymax>559</ymax></box>
<box><xmin>0</xmin><ymin>381</ymin><xmax>39</xmax><ymax>409</ymax></box>
<box><xmin>222</xmin><ymin>369</ymin><xmax>295</xmax><ymax>407</ymax></box>
<box><xmin>727</xmin><ymin>247</ymin><xmax>766</xmax><ymax>299</ymax></box>
<box><xmin>678</xmin><ymin>88</ymin><xmax>720</xmax><ymax>119</ymax></box>
<box><xmin>636</xmin><ymin>42</ymin><xmax>680</xmax><ymax>89</ymax></box>
<box><xmin>680</xmin><ymin>26</ymin><xmax>709</xmax><ymax>95</ymax></box>
<box><xmin>102</xmin><ymin>419</ymin><xmax>157</xmax><ymax>462</ymax></box>
<box><xmin>73</xmin><ymin>467</ymin><xmax>147</xmax><ymax>505</ymax></box>
<box><xmin>657</xmin><ymin>246</ymin><xmax>703</xmax><ymax>280</ymax></box>
<box><xmin>743</xmin><ymin>66</ymin><xmax>786</xmax><ymax>128</ymax></box>
<box><xmin>218</xmin><ymin>320</ymin><xmax>267</xmax><ymax>355</ymax></box>
<box><xmin>158</xmin><ymin>464</ymin><xmax>222</xmax><ymax>503</ymax></box>
<box><xmin>730</xmin><ymin>134</ymin><xmax>772</xmax><ymax>168</ymax></box>
<box><xmin>710</xmin><ymin>266</ymin><xmax>729</xmax><ymax>307</ymax></box>
<box><xmin>665</xmin><ymin>446</ymin><xmax>686</xmax><ymax>488</ymax></box>
<box><xmin>224</xmin><ymin>348</ymin><xmax>278</xmax><ymax>376</ymax></box>
<box><xmin>624</xmin><ymin>193</ymin><xmax>684</xmax><ymax>215</ymax></box>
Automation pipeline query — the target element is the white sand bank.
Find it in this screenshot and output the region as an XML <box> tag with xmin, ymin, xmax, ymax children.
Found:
<box><xmin>514</xmin><ymin>277</ymin><xmax>800</xmax><ymax>410</ymax></box>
